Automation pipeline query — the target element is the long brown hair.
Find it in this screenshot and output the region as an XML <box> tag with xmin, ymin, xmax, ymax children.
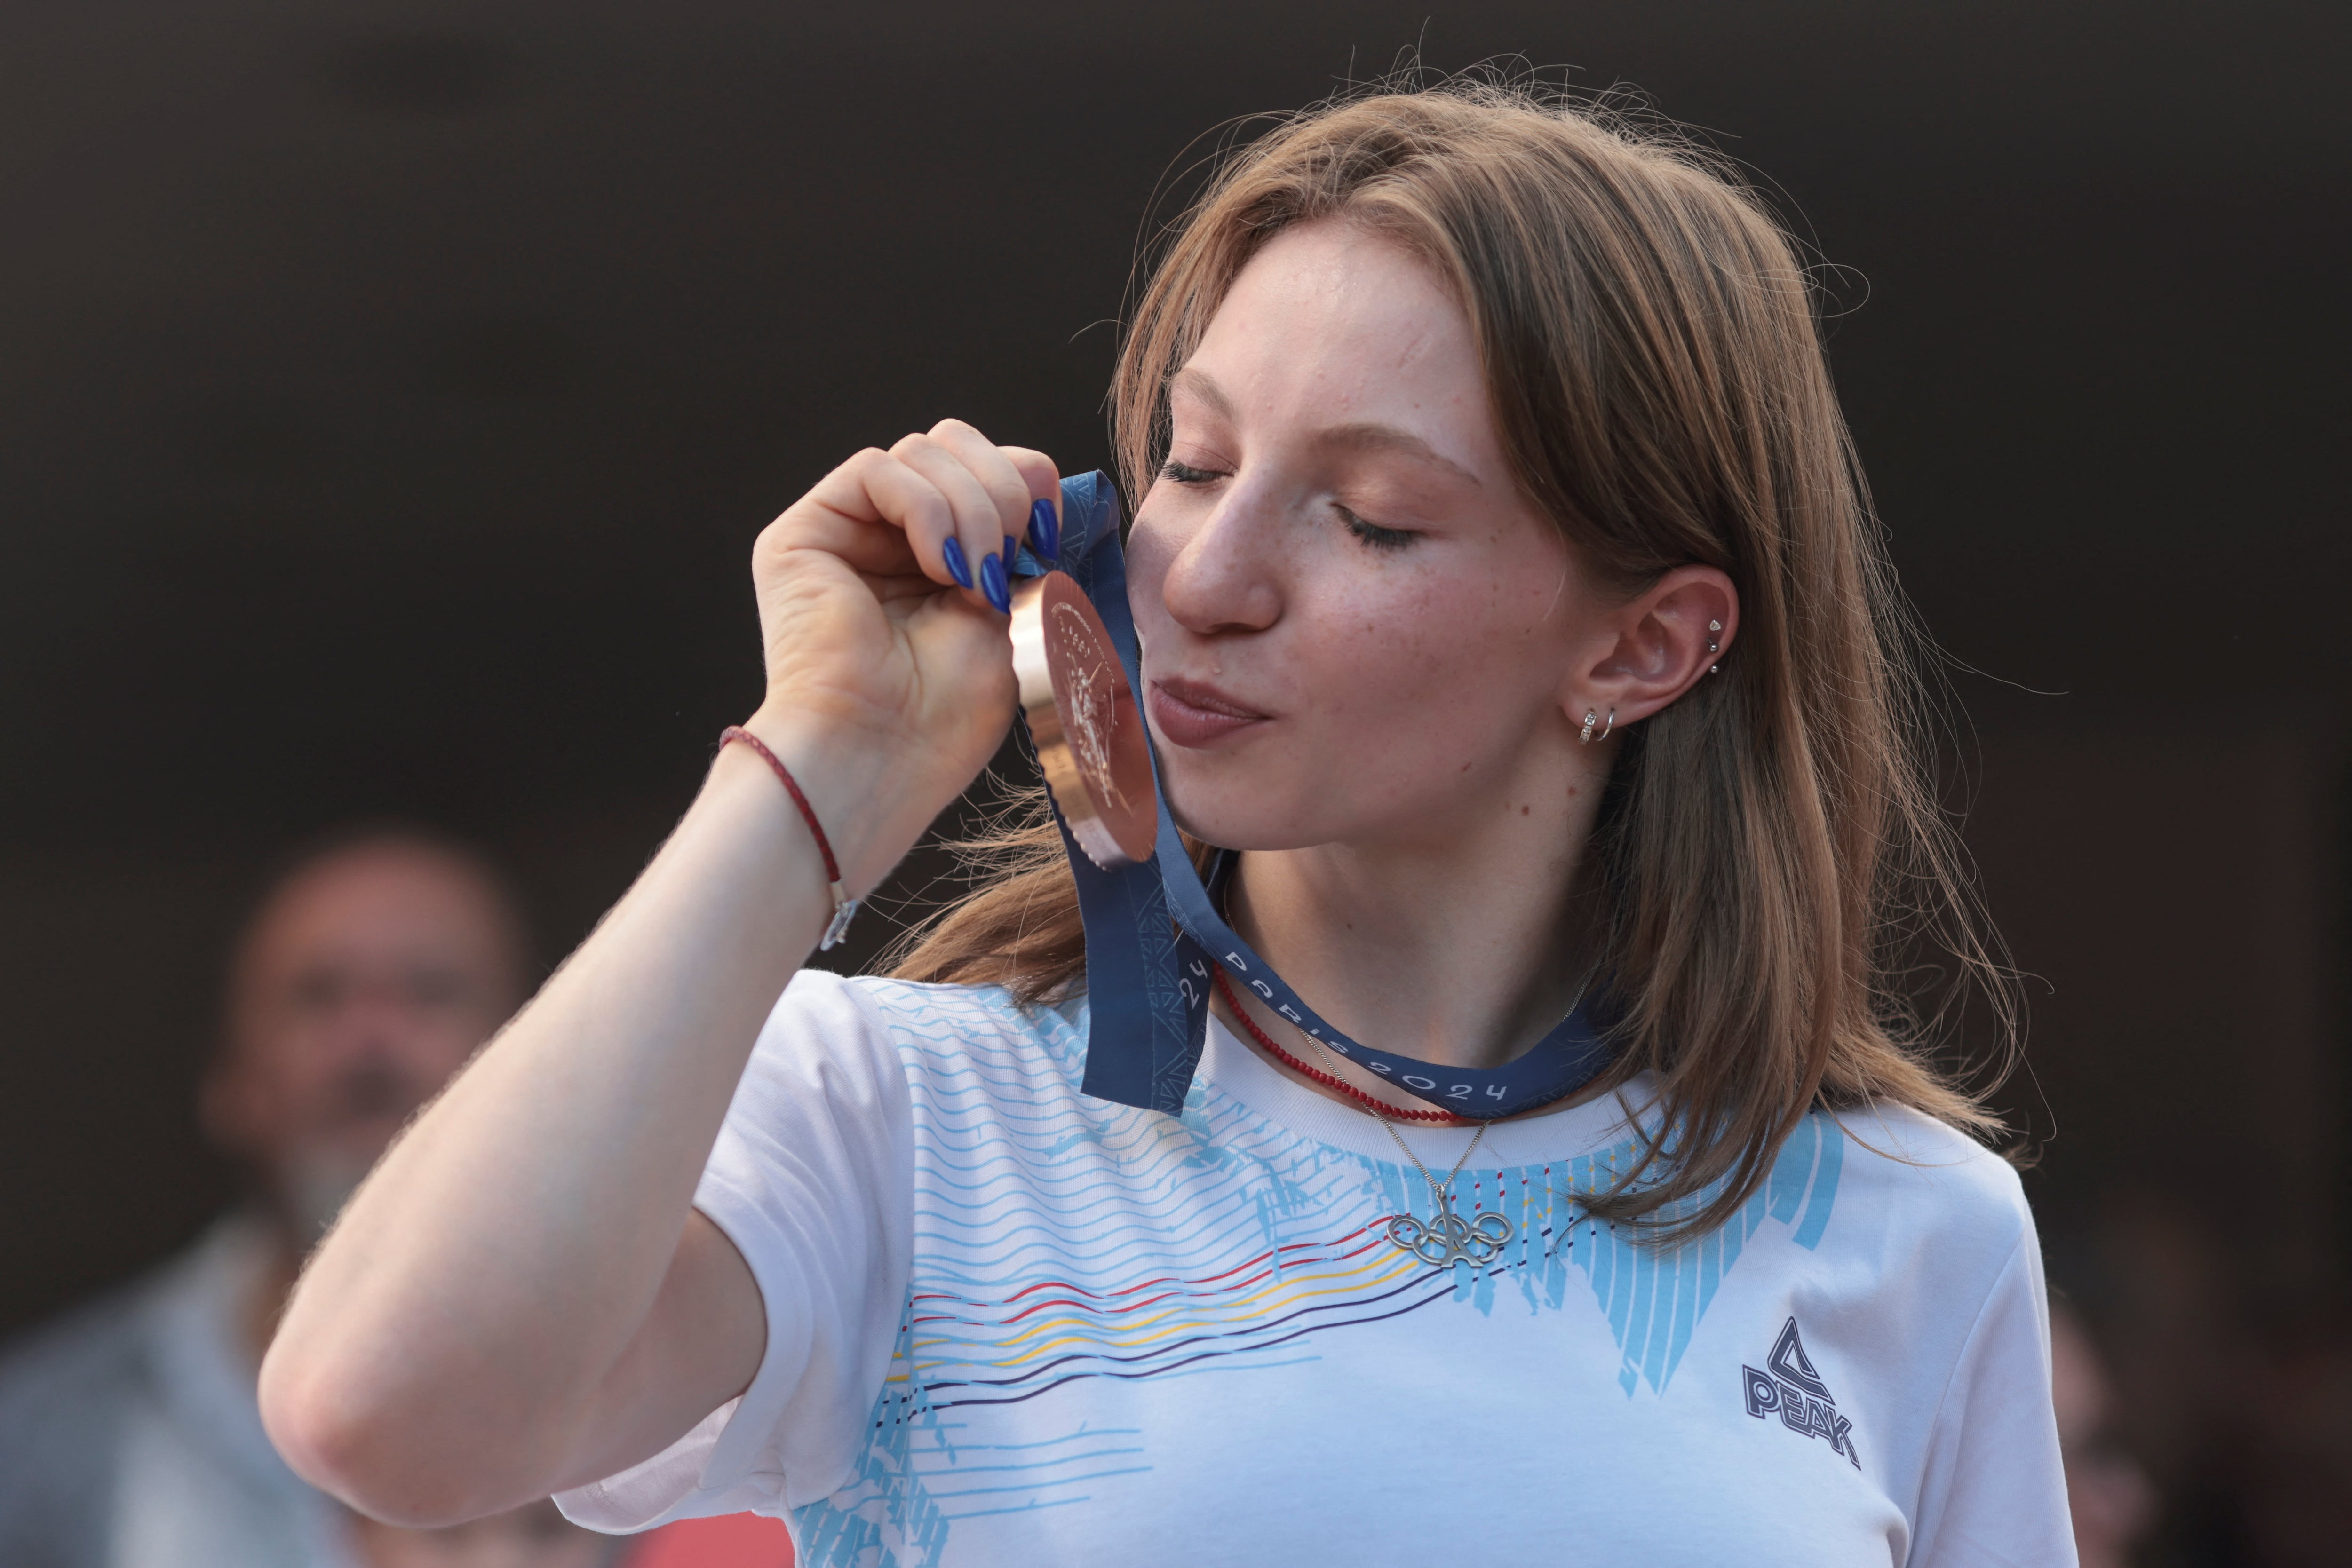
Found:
<box><xmin>892</xmin><ymin>80</ymin><xmax>2016</xmax><ymax>1236</ymax></box>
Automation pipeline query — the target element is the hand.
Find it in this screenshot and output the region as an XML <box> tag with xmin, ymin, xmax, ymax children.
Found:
<box><xmin>743</xmin><ymin>420</ymin><xmax>1058</xmax><ymax>886</ymax></box>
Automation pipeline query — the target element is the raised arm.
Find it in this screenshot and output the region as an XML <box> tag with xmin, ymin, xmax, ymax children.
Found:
<box><xmin>260</xmin><ymin>424</ymin><xmax>1057</xmax><ymax>1525</ymax></box>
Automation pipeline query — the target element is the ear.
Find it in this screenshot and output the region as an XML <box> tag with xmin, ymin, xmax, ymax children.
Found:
<box><xmin>1567</xmin><ymin>565</ymin><xmax>1738</xmax><ymax>731</ymax></box>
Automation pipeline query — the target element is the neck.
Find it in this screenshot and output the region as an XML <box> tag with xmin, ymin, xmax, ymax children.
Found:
<box><xmin>1225</xmin><ymin>760</ymin><xmax>1605</xmax><ymax>1074</ymax></box>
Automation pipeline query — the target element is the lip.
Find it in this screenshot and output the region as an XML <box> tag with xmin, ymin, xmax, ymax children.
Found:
<box><xmin>1148</xmin><ymin>675</ymin><xmax>1272</xmax><ymax>749</ymax></box>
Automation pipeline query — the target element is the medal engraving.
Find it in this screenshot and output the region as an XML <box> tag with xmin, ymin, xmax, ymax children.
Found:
<box><xmin>1050</xmin><ymin>601</ymin><xmax>1127</xmax><ymax>811</ymax></box>
<box><xmin>1009</xmin><ymin>571</ymin><xmax>1158</xmax><ymax>870</ymax></box>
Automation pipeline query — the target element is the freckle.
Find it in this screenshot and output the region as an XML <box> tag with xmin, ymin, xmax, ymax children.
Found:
<box><xmin>1521</xmin><ymin>805</ymin><xmax>1530</xmax><ymax>815</ymax></box>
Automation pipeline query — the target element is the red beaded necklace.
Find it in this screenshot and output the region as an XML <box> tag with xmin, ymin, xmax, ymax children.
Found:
<box><xmin>1210</xmin><ymin>967</ymin><xmax>1476</xmax><ymax>1125</ymax></box>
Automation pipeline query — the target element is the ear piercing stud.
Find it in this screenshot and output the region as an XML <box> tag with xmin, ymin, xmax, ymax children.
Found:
<box><xmin>1708</xmin><ymin>619</ymin><xmax>1722</xmax><ymax>674</ymax></box>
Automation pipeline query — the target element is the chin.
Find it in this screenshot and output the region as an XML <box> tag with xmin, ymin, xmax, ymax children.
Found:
<box><xmin>1160</xmin><ymin>766</ymin><xmax>1336</xmax><ymax>853</ymax></box>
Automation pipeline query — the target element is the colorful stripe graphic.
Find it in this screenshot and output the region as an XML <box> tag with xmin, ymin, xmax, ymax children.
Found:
<box><xmin>788</xmin><ymin>980</ymin><xmax>1844</xmax><ymax>1568</ymax></box>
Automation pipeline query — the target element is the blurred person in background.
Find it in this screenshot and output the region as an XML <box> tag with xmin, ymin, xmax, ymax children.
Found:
<box><xmin>352</xmin><ymin>1498</ymin><xmax>620</xmax><ymax>1568</ymax></box>
<box><xmin>2217</xmin><ymin>1302</ymin><xmax>2352</xmax><ymax>1568</ymax></box>
<box><xmin>0</xmin><ymin>828</ymin><xmax>600</xmax><ymax>1568</ymax></box>
<box><xmin>358</xmin><ymin>1501</ymin><xmax>799</xmax><ymax>1568</ymax></box>
<box><xmin>2050</xmin><ymin>1299</ymin><xmax>2155</xmax><ymax>1568</ymax></box>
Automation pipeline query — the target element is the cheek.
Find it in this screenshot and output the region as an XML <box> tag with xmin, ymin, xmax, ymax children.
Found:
<box><xmin>1120</xmin><ymin>507</ymin><xmax>1180</xmax><ymax>633</ymax></box>
<box><xmin>1296</xmin><ymin>562</ymin><xmax>1563</xmax><ymax>724</ymax></box>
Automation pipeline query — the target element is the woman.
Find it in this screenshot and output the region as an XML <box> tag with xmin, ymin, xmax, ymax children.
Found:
<box><xmin>262</xmin><ymin>85</ymin><xmax>2071</xmax><ymax>1565</ymax></box>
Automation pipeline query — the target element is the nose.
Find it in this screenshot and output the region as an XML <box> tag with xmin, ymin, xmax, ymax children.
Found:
<box><xmin>1157</xmin><ymin>481</ymin><xmax>1284</xmax><ymax>638</ymax></box>
<box><xmin>319</xmin><ymin>980</ymin><xmax>447</xmax><ymax>1072</ymax></box>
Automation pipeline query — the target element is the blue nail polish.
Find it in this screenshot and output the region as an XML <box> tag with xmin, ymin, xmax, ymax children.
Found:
<box><xmin>980</xmin><ymin>550</ymin><xmax>1010</xmax><ymax>614</ymax></box>
<box><xmin>1004</xmin><ymin>534</ymin><xmax>1017</xmax><ymax>569</ymax></box>
<box><xmin>942</xmin><ymin>536</ymin><xmax>973</xmax><ymax>590</ymax></box>
<box><xmin>1030</xmin><ymin>497</ymin><xmax>1060</xmax><ymax>562</ymax></box>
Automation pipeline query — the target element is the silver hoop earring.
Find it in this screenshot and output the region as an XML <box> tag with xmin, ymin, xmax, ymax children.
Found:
<box><xmin>1597</xmin><ymin>708</ymin><xmax>1615</xmax><ymax>741</ymax></box>
<box><xmin>1578</xmin><ymin>709</ymin><xmax>1597</xmax><ymax>744</ymax></box>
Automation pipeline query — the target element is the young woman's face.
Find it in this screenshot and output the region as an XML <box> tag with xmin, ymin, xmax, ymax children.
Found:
<box><xmin>1127</xmin><ymin>220</ymin><xmax>1605</xmax><ymax>851</ymax></box>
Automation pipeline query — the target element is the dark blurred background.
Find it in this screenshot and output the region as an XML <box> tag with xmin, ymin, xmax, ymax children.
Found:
<box><xmin>3</xmin><ymin>1</ymin><xmax>2344</xmax><ymax>1561</ymax></box>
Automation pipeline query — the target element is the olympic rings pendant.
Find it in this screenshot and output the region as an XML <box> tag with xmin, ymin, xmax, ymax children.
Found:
<box><xmin>1386</xmin><ymin>1200</ymin><xmax>1514</xmax><ymax>1267</ymax></box>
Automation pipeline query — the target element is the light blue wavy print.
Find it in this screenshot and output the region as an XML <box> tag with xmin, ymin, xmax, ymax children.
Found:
<box><xmin>791</xmin><ymin>1309</ymin><xmax>949</xmax><ymax>1568</ymax></box>
<box><xmin>809</xmin><ymin>978</ymin><xmax>1849</xmax><ymax>1568</ymax></box>
<box><xmin>793</xmin><ymin>1297</ymin><xmax>1159</xmax><ymax>1568</ymax></box>
<box><xmin>882</xmin><ymin>979</ymin><xmax>1846</xmax><ymax>1406</ymax></box>
<box><xmin>1556</xmin><ymin>1109</ymin><xmax>1846</xmax><ymax>1397</ymax></box>
<box><xmin>1286</xmin><ymin>1097</ymin><xmax>1846</xmax><ymax>1401</ymax></box>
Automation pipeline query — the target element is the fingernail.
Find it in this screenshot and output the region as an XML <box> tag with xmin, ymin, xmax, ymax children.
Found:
<box><xmin>1030</xmin><ymin>497</ymin><xmax>1060</xmax><ymax>561</ymax></box>
<box><xmin>980</xmin><ymin>550</ymin><xmax>1010</xmax><ymax>614</ymax></box>
<box><xmin>942</xmin><ymin>536</ymin><xmax>973</xmax><ymax>590</ymax></box>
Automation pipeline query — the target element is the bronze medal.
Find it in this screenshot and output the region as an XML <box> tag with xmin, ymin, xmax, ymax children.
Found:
<box><xmin>1008</xmin><ymin>570</ymin><xmax>1158</xmax><ymax>870</ymax></box>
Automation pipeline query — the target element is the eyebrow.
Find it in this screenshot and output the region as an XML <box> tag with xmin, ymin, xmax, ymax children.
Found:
<box><xmin>1168</xmin><ymin>367</ymin><xmax>1483</xmax><ymax>490</ymax></box>
<box><xmin>1169</xmin><ymin>366</ymin><xmax>1238</xmax><ymax>422</ymax></box>
<box><xmin>1318</xmin><ymin>421</ymin><xmax>1484</xmax><ymax>489</ymax></box>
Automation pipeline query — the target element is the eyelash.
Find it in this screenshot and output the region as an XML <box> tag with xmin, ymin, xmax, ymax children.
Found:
<box><xmin>1159</xmin><ymin>461</ymin><xmax>1418</xmax><ymax>554</ymax></box>
<box><xmin>1337</xmin><ymin>505</ymin><xmax>1415</xmax><ymax>553</ymax></box>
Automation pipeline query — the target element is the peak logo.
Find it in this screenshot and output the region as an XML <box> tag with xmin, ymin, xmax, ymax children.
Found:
<box><xmin>1743</xmin><ymin>1317</ymin><xmax>1859</xmax><ymax>1468</ymax></box>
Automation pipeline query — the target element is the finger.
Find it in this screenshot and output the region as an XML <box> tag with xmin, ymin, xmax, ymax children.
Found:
<box><xmin>995</xmin><ymin>446</ymin><xmax>1064</xmax><ymax>562</ymax></box>
<box><xmin>892</xmin><ymin>431</ymin><xmax>1015</xmax><ymax>614</ymax></box>
<box><xmin>791</xmin><ymin>447</ymin><xmax>962</xmax><ymax>588</ymax></box>
<box><xmin>925</xmin><ymin>419</ymin><xmax>1046</xmax><ymax>567</ymax></box>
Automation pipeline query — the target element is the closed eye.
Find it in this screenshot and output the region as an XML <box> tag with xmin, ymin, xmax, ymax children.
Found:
<box><xmin>1337</xmin><ymin>504</ymin><xmax>1415</xmax><ymax>553</ymax></box>
<box><xmin>1159</xmin><ymin>459</ymin><xmax>1223</xmax><ymax>485</ymax></box>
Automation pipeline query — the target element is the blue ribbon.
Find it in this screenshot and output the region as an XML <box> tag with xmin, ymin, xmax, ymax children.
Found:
<box><xmin>1017</xmin><ymin>473</ymin><xmax>1616</xmax><ymax>1121</ymax></box>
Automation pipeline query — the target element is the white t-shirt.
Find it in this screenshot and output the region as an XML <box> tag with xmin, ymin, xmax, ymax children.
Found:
<box><xmin>558</xmin><ymin>972</ymin><xmax>2072</xmax><ymax>1567</ymax></box>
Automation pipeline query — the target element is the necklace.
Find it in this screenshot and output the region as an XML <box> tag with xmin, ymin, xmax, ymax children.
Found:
<box><xmin>1325</xmin><ymin>1040</ymin><xmax>1514</xmax><ymax>1267</ymax></box>
<box><xmin>1212</xmin><ymin>967</ymin><xmax>1514</xmax><ymax>1268</ymax></box>
<box><xmin>1211</xmin><ymin>970</ymin><xmax>1471</xmax><ymax>1124</ymax></box>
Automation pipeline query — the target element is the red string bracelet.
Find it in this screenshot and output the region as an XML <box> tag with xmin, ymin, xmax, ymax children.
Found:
<box><xmin>720</xmin><ymin>725</ymin><xmax>858</xmax><ymax>950</ymax></box>
<box><xmin>1211</xmin><ymin>968</ymin><xmax>1472</xmax><ymax>1125</ymax></box>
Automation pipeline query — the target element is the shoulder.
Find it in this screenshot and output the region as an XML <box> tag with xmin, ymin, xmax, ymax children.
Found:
<box><xmin>761</xmin><ymin>969</ymin><xmax>1071</xmax><ymax>1038</ymax></box>
<box><xmin>741</xmin><ymin>971</ymin><xmax>1086</xmax><ymax>1104</ymax></box>
<box><xmin>1812</xmin><ymin>1100</ymin><xmax>2033</xmax><ymax>1268</ymax></box>
<box><xmin>808</xmin><ymin>973</ymin><xmax>1084</xmax><ymax>1073</ymax></box>
<box><xmin>0</xmin><ymin>1272</ymin><xmax>157</xmax><ymax>1415</ymax></box>
<box><xmin>0</xmin><ymin>1259</ymin><xmax>170</xmax><ymax>1501</ymax></box>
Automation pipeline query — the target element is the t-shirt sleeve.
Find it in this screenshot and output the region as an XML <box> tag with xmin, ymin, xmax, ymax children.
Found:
<box><xmin>1907</xmin><ymin>1225</ymin><xmax>2077</xmax><ymax>1568</ymax></box>
<box><xmin>556</xmin><ymin>970</ymin><xmax>914</xmax><ymax>1532</ymax></box>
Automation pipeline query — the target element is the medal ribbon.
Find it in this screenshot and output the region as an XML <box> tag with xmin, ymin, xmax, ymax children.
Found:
<box><xmin>1016</xmin><ymin>473</ymin><xmax>1617</xmax><ymax>1121</ymax></box>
